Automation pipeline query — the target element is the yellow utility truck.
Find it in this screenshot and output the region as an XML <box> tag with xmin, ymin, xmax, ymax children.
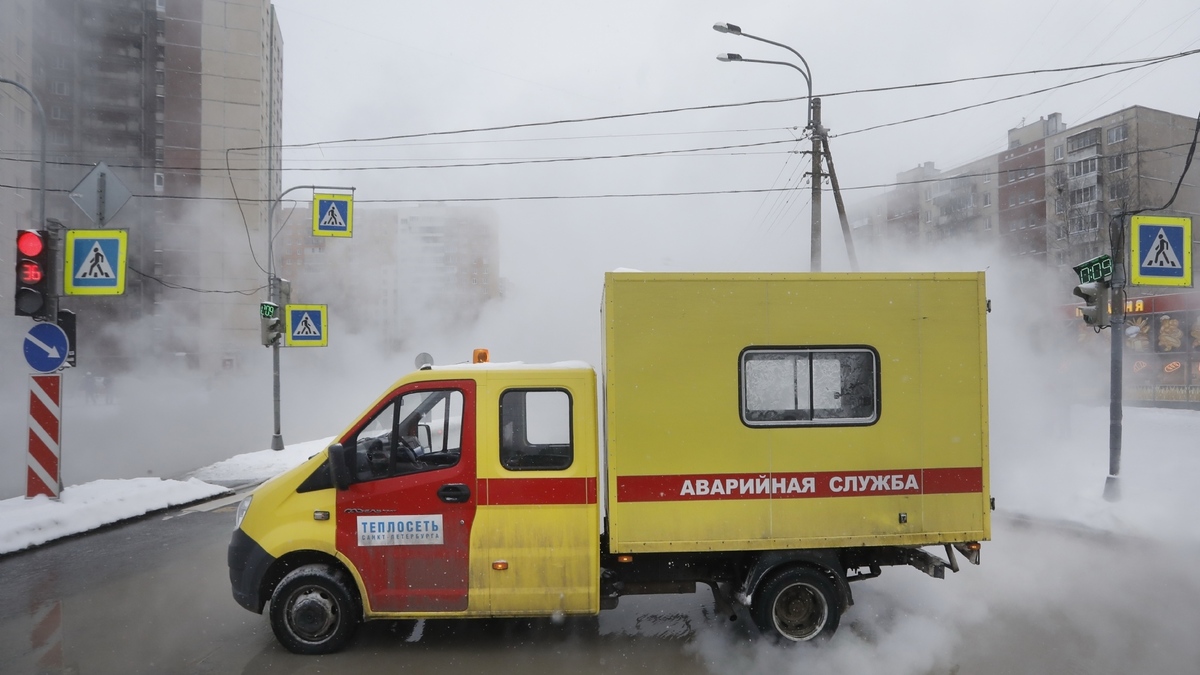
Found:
<box><xmin>228</xmin><ymin>272</ymin><xmax>991</xmax><ymax>653</ymax></box>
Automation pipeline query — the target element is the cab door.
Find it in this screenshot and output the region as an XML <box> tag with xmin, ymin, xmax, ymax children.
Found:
<box><xmin>335</xmin><ymin>379</ymin><xmax>476</xmax><ymax>613</ymax></box>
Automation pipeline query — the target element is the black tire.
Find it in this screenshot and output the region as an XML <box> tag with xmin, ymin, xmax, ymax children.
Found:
<box><xmin>269</xmin><ymin>564</ymin><xmax>360</xmax><ymax>655</ymax></box>
<box><xmin>751</xmin><ymin>566</ymin><xmax>842</xmax><ymax>644</ymax></box>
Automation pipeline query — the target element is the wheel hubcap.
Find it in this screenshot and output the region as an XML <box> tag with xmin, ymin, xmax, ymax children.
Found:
<box><xmin>288</xmin><ymin>587</ymin><xmax>337</xmax><ymax>640</ymax></box>
<box><xmin>773</xmin><ymin>582</ymin><xmax>827</xmax><ymax>641</ymax></box>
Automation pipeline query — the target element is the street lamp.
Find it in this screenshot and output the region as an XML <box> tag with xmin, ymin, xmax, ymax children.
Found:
<box><xmin>713</xmin><ymin>22</ymin><xmax>824</xmax><ymax>270</ymax></box>
<box><xmin>265</xmin><ymin>184</ymin><xmax>353</xmax><ymax>450</ymax></box>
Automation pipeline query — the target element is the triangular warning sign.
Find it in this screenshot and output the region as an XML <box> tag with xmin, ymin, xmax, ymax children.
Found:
<box><xmin>293</xmin><ymin>312</ymin><xmax>321</xmax><ymax>338</ymax></box>
<box><xmin>1142</xmin><ymin>228</ymin><xmax>1182</xmax><ymax>269</ymax></box>
<box><xmin>320</xmin><ymin>203</ymin><xmax>346</xmax><ymax>229</ymax></box>
<box><xmin>75</xmin><ymin>242</ymin><xmax>116</xmax><ymax>279</ymax></box>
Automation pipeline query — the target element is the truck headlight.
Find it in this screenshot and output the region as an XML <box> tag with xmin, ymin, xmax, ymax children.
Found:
<box><xmin>234</xmin><ymin>495</ymin><xmax>253</xmax><ymax>530</ymax></box>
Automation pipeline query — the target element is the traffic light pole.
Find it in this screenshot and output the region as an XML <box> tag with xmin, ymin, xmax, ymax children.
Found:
<box><xmin>0</xmin><ymin>78</ymin><xmax>46</xmax><ymax>231</ymax></box>
<box><xmin>266</xmin><ymin>185</ymin><xmax>354</xmax><ymax>451</ymax></box>
<box><xmin>1105</xmin><ymin>218</ymin><xmax>1126</xmax><ymax>501</ymax></box>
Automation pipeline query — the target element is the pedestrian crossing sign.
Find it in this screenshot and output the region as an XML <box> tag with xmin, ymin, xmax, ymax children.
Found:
<box><xmin>1131</xmin><ymin>216</ymin><xmax>1191</xmax><ymax>287</ymax></box>
<box><xmin>285</xmin><ymin>304</ymin><xmax>328</xmax><ymax>347</ymax></box>
<box><xmin>63</xmin><ymin>229</ymin><xmax>127</xmax><ymax>295</ymax></box>
<box><xmin>312</xmin><ymin>193</ymin><xmax>353</xmax><ymax>238</ymax></box>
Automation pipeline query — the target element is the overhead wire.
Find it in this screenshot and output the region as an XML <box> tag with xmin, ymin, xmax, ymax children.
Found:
<box><xmin>3</xmin><ymin>140</ymin><xmax>1196</xmax><ymax>204</ymax></box>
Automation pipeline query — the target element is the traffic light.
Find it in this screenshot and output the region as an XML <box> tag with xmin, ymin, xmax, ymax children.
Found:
<box><xmin>1073</xmin><ymin>280</ymin><xmax>1110</xmax><ymax>327</ymax></box>
<box><xmin>15</xmin><ymin>229</ymin><xmax>53</xmax><ymax>319</ymax></box>
<box><xmin>260</xmin><ymin>301</ymin><xmax>281</xmax><ymax>346</ymax></box>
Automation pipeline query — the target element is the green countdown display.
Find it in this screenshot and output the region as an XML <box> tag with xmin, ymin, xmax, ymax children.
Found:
<box><xmin>1072</xmin><ymin>254</ymin><xmax>1113</xmax><ymax>284</ymax></box>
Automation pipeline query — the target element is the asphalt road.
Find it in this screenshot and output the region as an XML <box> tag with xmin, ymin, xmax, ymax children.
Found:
<box><xmin>2</xmin><ymin>502</ymin><xmax>1198</xmax><ymax>675</ymax></box>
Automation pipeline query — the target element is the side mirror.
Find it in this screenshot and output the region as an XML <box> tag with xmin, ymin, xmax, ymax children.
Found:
<box><xmin>417</xmin><ymin>423</ymin><xmax>433</xmax><ymax>452</ymax></box>
<box><xmin>327</xmin><ymin>443</ymin><xmax>351</xmax><ymax>491</ymax></box>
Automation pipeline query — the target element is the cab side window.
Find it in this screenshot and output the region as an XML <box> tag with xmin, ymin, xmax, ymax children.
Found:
<box><xmin>499</xmin><ymin>389</ymin><xmax>573</xmax><ymax>471</ymax></box>
<box><xmin>349</xmin><ymin>389</ymin><xmax>464</xmax><ymax>482</ymax></box>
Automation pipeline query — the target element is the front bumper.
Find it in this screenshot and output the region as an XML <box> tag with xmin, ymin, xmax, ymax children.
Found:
<box><xmin>228</xmin><ymin>528</ymin><xmax>276</xmax><ymax>613</ymax></box>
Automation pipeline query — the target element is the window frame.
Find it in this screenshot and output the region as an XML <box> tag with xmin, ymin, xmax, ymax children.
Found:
<box><xmin>739</xmin><ymin>346</ymin><xmax>881</xmax><ymax>429</ymax></box>
<box><xmin>498</xmin><ymin>387</ymin><xmax>575</xmax><ymax>472</ymax></box>
<box><xmin>345</xmin><ymin>387</ymin><xmax>466</xmax><ymax>484</ymax></box>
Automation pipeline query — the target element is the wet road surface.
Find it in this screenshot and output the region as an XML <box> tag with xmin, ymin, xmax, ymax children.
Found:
<box><xmin>1</xmin><ymin>503</ymin><xmax>1198</xmax><ymax>675</ymax></box>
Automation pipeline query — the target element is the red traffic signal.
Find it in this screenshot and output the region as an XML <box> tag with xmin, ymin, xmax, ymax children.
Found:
<box><xmin>17</xmin><ymin>230</ymin><xmax>45</xmax><ymax>257</ymax></box>
<box><xmin>15</xmin><ymin>229</ymin><xmax>53</xmax><ymax>319</ymax></box>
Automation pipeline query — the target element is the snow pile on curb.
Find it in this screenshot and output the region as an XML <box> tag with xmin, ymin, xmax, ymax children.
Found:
<box><xmin>190</xmin><ymin>436</ymin><xmax>334</xmax><ymax>485</ymax></box>
<box><xmin>0</xmin><ymin>477</ymin><xmax>227</xmax><ymax>555</ymax></box>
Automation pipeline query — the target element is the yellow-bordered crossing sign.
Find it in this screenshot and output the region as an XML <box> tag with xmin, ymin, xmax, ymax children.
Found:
<box><xmin>63</xmin><ymin>229</ymin><xmax>127</xmax><ymax>295</ymax></box>
<box><xmin>312</xmin><ymin>194</ymin><xmax>353</xmax><ymax>238</ymax></box>
<box><xmin>284</xmin><ymin>304</ymin><xmax>328</xmax><ymax>347</ymax></box>
<box><xmin>1131</xmin><ymin>215</ymin><xmax>1191</xmax><ymax>287</ymax></box>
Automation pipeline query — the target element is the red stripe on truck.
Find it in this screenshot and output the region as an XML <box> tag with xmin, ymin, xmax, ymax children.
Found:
<box><xmin>478</xmin><ymin>477</ymin><xmax>596</xmax><ymax>506</ymax></box>
<box><xmin>616</xmin><ymin>467</ymin><xmax>982</xmax><ymax>502</ymax></box>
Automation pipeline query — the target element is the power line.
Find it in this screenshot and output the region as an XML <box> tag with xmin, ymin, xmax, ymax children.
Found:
<box><xmin>129</xmin><ymin>265</ymin><xmax>266</xmax><ymax>295</ymax></box>
<box><xmin>221</xmin><ymin>48</ymin><xmax>1200</xmax><ymax>154</ymax></box>
<box><xmin>830</xmin><ymin>54</ymin><xmax>1193</xmax><ymax>138</ymax></box>
<box><xmin>3</xmin><ymin>139</ymin><xmax>1195</xmax><ymax>204</ymax></box>
<box><xmin>0</xmin><ymin>139</ymin><xmax>803</xmax><ymax>173</ymax></box>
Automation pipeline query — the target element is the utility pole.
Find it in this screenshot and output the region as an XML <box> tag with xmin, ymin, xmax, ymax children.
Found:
<box><xmin>810</xmin><ymin>97</ymin><xmax>823</xmax><ymax>272</ymax></box>
<box><xmin>1105</xmin><ymin>216</ymin><xmax>1126</xmax><ymax>501</ymax></box>
<box><xmin>822</xmin><ymin>141</ymin><xmax>860</xmax><ymax>271</ymax></box>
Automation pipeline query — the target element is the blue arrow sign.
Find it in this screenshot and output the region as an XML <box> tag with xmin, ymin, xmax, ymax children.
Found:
<box><xmin>24</xmin><ymin>323</ymin><xmax>70</xmax><ymax>373</ymax></box>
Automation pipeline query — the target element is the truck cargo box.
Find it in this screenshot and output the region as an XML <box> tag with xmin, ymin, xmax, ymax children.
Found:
<box><xmin>603</xmin><ymin>272</ymin><xmax>990</xmax><ymax>554</ymax></box>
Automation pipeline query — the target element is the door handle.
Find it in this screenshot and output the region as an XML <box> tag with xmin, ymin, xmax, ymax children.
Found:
<box><xmin>437</xmin><ymin>483</ymin><xmax>471</xmax><ymax>503</ymax></box>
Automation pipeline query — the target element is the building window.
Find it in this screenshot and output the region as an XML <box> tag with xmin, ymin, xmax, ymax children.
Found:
<box><xmin>1055</xmin><ymin>197</ymin><xmax>1065</xmax><ymax>214</ymax></box>
<box><xmin>1066</xmin><ymin>128</ymin><xmax>1101</xmax><ymax>152</ymax></box>
<box><xmin>1109</xmin><ymin>183</ymin><xmax>1127</xmax><ymax>200</ymax></box>
<box><xmin>1054</xmin><ymin>145</ymin><xmax>1064</xmax><ymax>161</ymax></box>
<box><xmin>983</xmin><ymin>171</ymin><xmax>990</xmax><ymax>183</ymax></box>
<box><xmin>1107</xmin><ymin>124</ymin><xmax>1127</xmax><ymax>144</ymax></box>
<box><xmin>499</xmin><ymin>389</ymin><xmax>573</xmax><ymax>471</ymax></box>
<box><xmin>50</xmin><ymin>55</ymin><xmax>69</xmax><ymax>70</ymax></box>
<box><xmin>1068</xmin><ymin>157</ymin><xmax>1098</xmax><ymax>177</ymax></box>
<box><xmin>154</xmin><ymin>172</ymin><xmax>165</xmax><ymax>192</ymax></box>
<box><xmin>1109</xmin><ymin>154</ymin><xmax>1127</xmax><ymax>172</ymax></box>
<box><xmin>50</xmin><ymin>106</ymin><xmax>68</xmax><ymax>121</ymax></box>
<box><xmin>984</xmin><ymin>216</ymin><xmax>992</xmax><ymax>231</ymax></box>
<box><xmin>741</xmin><ymin>348</ymin><xmax>878</xmax><ymax>426</ymax></box>
<box><xmin>1069</xmin><ymin>185</ymin><xmax>1097</xmax><ymax>206</ymax></box>
<box><xmin>982</xmin><ymin>193</ymin><xmax>991</xmax><ymax>207</ymax></box>
<box><xmin>1056</xmin><ymin>224</ymin><xmax>1067</xmax><ymax>239</ymax></box>
<box><xmin>51</xmin><ymin>81</ymin><xmax>69</xmax><ymax>96</ymax></box>
<box><xmin>50</xmin><ymin>129</ymin><xmax>69</xmax><ymax>145</ymax></box>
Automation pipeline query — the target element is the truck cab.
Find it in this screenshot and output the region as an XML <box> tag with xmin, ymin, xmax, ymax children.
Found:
<box><xmin>229</xmin><ymin>358</ymin><xmax>601</xmax><ymax>653</ymax></box>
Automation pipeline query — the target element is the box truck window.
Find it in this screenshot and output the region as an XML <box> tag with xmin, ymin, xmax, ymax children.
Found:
<box><xmin>499</xmin><ymin>389</ymin><xmax>574</xmax><ymax>471</ymax></box>
<box><xmin>350</xmin><ymin>389</ymin><xmax>464</xmax><ymax>481</ymax></box>
<box><xmin>741</xmin><ymin>348</ymin><xmax>878</xmax><ymax>426</ymax></box>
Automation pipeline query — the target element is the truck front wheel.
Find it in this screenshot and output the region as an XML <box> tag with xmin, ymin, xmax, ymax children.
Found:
<box><xmin>269</xmin><ymin>564</ymin><xmax>360</xmax><ymax>654</ymax></box>
<box><xmin>752</xmin><ymin>566</ymin><xmax>842</xmax><ymax>644</ymax></box>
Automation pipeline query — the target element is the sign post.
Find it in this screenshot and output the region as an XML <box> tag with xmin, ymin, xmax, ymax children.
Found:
<box><xmin>26</xmin><ymin>374</ymin><xmax>62</xmax><ymax>499</ymax></box>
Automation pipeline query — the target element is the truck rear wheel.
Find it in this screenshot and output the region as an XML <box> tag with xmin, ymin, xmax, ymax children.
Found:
<box><xmin>752</xmin><ymin>566</ymin><xmax>841</xmax><ymax>644</ymax></box>
<box><xmin>269</xmin><ymin>564</ymin><xmax>359</xmax><ymax>654</ymax></box>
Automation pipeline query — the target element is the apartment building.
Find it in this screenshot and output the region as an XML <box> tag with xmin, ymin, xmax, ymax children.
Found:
<box><xmin>0</xmin><ymin>0</ymin><xmax>35</xmax><ymax>233</ymax></box>
<box><xmin>277</xmin><ymin>204</ymin><xmax>503</xmax><ymax>351</ymax></box>
<box><xmin>16</xmin><ymin>0</ymin><xmax>281</xmax><ymax>372</ymax></box>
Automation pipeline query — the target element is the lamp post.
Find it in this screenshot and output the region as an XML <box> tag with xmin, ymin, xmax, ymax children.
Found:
<box><xmin>0</xmin><ymin>78</ymin><xmax>47</xmax><ymax>230</ymax></box>
<box><xmin>265</xmin><ymin>184</ymin><xmax>353</xmax><ymax>450</ymax></box>
<box><xmin>713</xmin><ymin>22</ymin><xmax>823</xmax><ymax>272</ymax></box>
